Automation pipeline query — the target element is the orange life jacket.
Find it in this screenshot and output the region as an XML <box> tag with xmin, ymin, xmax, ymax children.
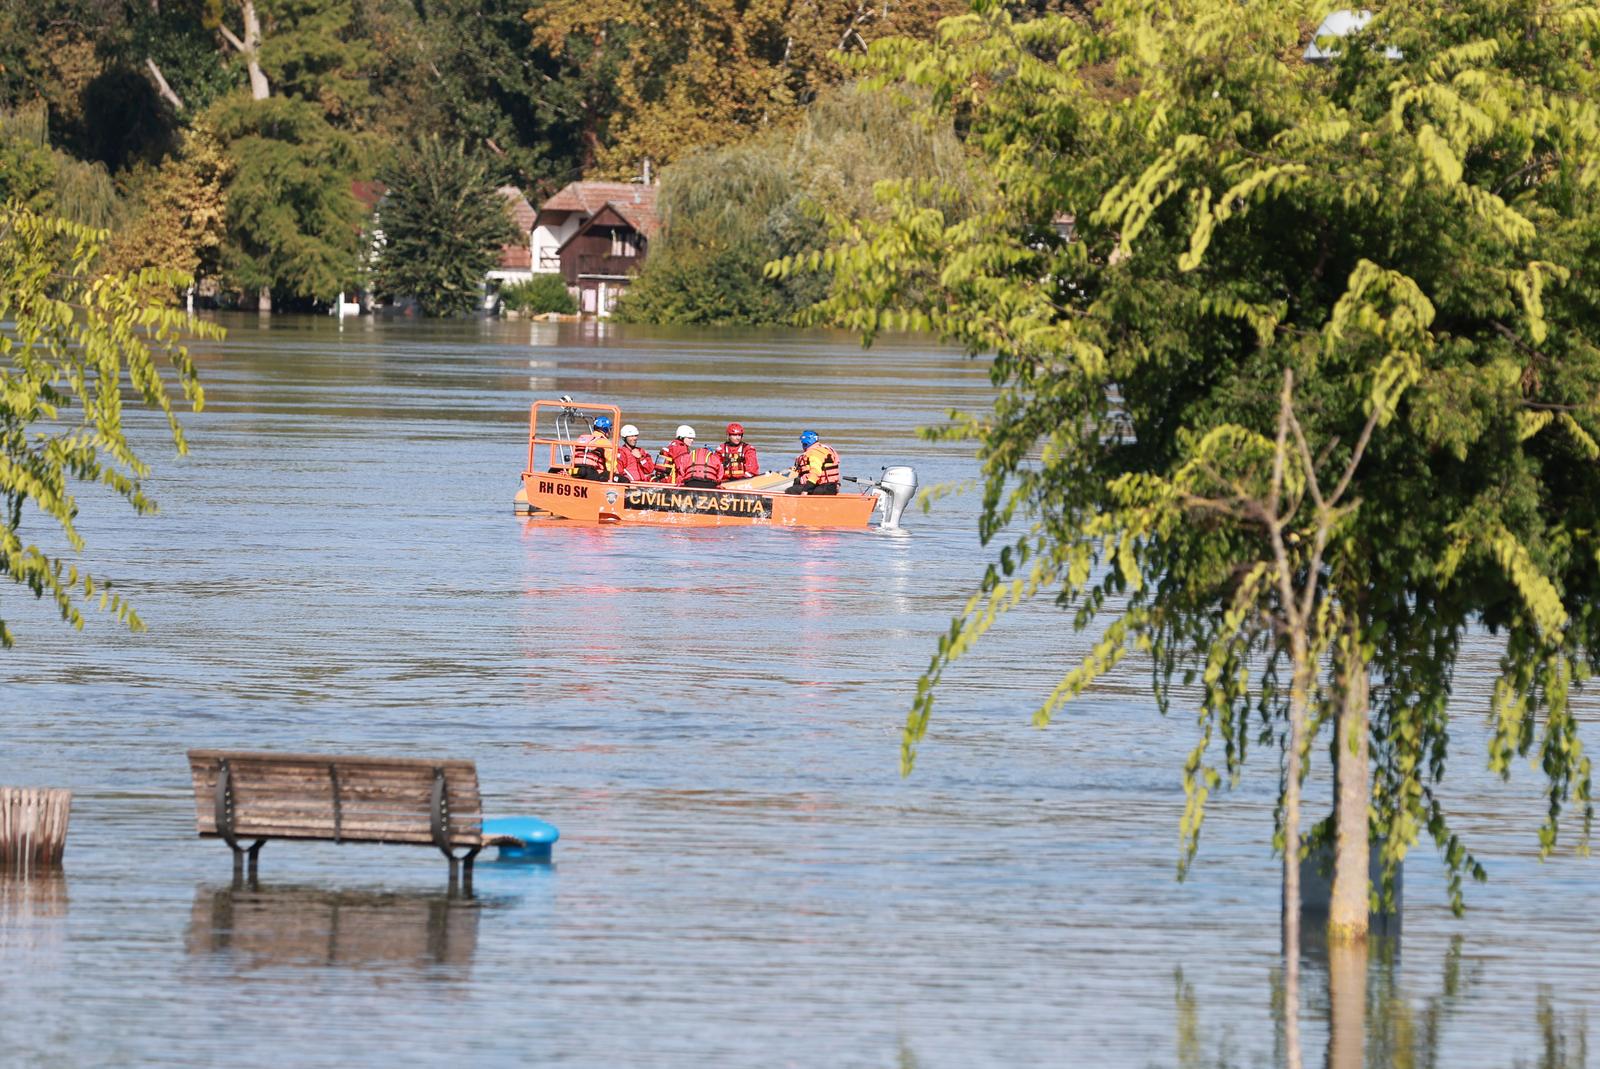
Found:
<box><xmin>795</xmin><ymin>443</ymin><xmax>840</xmax><ymax>485</ymax></box>
<box><xmin>719</xmin><ymin>441</ymin><xmax>757</xmax><ymax>480</ymax></box>
<box><xmin>680</xmin><ymin>445</ymin><xmax>723</xmax><ymax>483</ymax></box>
<box><xmin>571</xmin><ymin>433</ymin><xmax>612</xmax><ymax>475</ymax></box>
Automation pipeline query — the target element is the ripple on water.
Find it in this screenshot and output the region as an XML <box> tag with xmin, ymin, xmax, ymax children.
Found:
<box><xmin>1</xmin><ymin>317</ymin><xmax>1595</xmax><ymax>1068</ymax></box>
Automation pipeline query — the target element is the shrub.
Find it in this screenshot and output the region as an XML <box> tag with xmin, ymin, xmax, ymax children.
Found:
<box><xmin>501</xmin><ymin>273</ymin><xmax>577</xmax><ymax>315</ymax></box>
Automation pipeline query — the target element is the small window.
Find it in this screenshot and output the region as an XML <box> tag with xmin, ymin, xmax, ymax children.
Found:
<box><xmin>610</xmin><ymin>231</ymin><xmax>637</xmax><ymax>258</ymax></box>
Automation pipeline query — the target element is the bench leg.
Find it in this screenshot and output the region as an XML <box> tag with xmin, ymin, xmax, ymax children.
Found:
<box><xmin>229</xmin><ymin>839</ymin><xmax>266</xmax><ymax>881</ymax></box>
<box><xmin>446</xmin><ymin>846</ymin><xmax>482</xmax><ymax>897</ymax></box>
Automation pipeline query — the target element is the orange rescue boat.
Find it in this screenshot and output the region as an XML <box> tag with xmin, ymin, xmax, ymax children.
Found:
<box><xmin>514</xmin><ymin>399</ymin><xmax>917</xmax><ymax>529</ymax></box>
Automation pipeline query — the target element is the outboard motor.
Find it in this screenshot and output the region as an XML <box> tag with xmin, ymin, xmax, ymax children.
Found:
<box><xmin>872</xmin><ymin>466</ymin><xmax>918</xmax><ymax>530</ymax></box>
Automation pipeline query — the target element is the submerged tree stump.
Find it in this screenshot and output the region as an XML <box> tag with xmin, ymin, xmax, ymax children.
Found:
<box><xmin>0</xmin><ymin>788</ymin><xmax>72</xmax><ymax>873</ymax></box>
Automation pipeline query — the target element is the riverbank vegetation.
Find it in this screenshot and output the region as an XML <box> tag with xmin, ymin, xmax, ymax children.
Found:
<box><xmin>0</xmin><ymin>0</ymin><xmax>987</xmax><ymax>314</ymax></box>
<box><xmin>788</xmin><ymin>0</ymin><xmax>1600</xmax><ymax>954</ymax></box>
<box><xmin>618</xmin><ymin>83</ymin><xmax>978</xmax><ymax>325</ymax></box>
<box><xmin>501</xmin><ymin>274</ymin><xmax>577</xmax><ymax>315</ymax></box>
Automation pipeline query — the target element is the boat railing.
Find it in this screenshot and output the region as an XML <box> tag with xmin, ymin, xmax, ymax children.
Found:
<box><xmin>526</xmin><ymin>399</ymin><xmax>623</xmax><ymax>475</ymax></box>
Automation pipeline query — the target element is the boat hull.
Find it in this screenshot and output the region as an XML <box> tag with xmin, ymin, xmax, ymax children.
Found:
<box><xmin>520</xmin><ymin>471</ymin><xmax>877</xmax><ymax>528</ymax></box>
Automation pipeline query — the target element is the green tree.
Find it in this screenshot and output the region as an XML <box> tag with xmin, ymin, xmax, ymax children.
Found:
<box><xmin>373</xmin><ymin>137</ymin><xmax>517</xmax><ymax>316</ymax></box>
<box><xmin>359</xmin><ymin>0</ymin><xmax>590</xmax><ymax>189</ymax></box>
<box><xmin>790</xmin><ymin>0</ymin><xmax>1600</xmax><ymax>954</ymax></box>
<box><xmin>208</xmin><ymin>0</ymin><xmax>372</xmax><ymax>308</ymax></box>
<box><xmin>211</xmin><ymin>93</ymin><xmax>364</xmax><ymax>305</ymax></box>
<box><xmin>619</xmin><ymin>135</ymin><xmax>813</xmax><ymax>325</ymax></box>
<box><xmin>0</xmin><ymin>203</ymin><xmax>218</xmax><ymax>646</ymax></box>
<box><xmin>1</xmin><ymin>103</ymin><xmax>122</xmax><ymax>228</ymax></box>
<box><xmin>0</xmin><ymin>108</ymin><xmax>59</xmax><ymax>213</ymax></box>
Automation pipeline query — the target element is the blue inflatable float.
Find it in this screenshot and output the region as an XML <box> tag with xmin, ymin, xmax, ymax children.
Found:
<box><xmin>482</xmin><ymin>816</ymin><xmax>560</xmax><ymax>862</ymax></box>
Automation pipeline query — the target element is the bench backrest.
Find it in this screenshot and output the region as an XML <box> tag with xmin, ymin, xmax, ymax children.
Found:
<box><xmin>187</xmin><ymin>750</ymin><xmax>482</xmax><ymax>848</ymax></box>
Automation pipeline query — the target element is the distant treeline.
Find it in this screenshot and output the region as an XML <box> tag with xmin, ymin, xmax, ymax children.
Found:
<box><xmin>0</xmin><ymin>0</ymin><xmax>1079</xmax><ymax>317</ymax></box>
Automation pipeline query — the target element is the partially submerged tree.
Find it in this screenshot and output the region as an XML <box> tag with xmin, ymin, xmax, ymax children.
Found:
<box><xmin>211</xmin><ymin>91</ymin><xmax>365</xmax><ymax>307</ymax></box>
<box><xmin>787</xmin><ymin>0</ymin><xmax>1600</xmax><ymax>946</ymax></box>
<box><xmin>0</xmin><ymin>203</ymin><xmax>219</xmax><ymax>646</ymax></box>
<box><xmin>374</xmin><ymin>137</ymin><xmax>518</xmax><ymax>317</ymax></box>
<box><xmin>208</xmin><ymin>0</ymin><xmax>373</xmax><ymax>309</ymax></box>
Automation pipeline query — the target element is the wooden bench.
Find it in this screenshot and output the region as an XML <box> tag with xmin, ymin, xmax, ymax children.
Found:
<box><xmin>187</xmin><ymin>750</ymin><xmax>497</xmax><ymax>888</ymax></box>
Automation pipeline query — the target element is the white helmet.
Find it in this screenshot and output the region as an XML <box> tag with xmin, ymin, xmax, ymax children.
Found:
<box><xmin>676</xmin><ymin>424</ymin><xmax>695</xmax><ymax>439</ymax></box>
<box><xmin>620</xmin><ymin>424</ymin><xmax>639</xmax><ymax>438</ymax></box>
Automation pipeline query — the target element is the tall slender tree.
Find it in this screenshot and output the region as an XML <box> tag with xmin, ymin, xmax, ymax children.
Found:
<box><xmin>787</xmin><ymin>0</ymin><xmax>1600</xmax><ymax>951</ymax></box>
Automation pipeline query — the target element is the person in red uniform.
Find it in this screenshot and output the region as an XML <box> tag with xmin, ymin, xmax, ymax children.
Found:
<box><xmin>658</xmin><ymin>425</ymin><xmax>696</xmax><ymax>483</ymax></box>
<box><xmin>785</xmin><ymin>429</ymin><xmax>840</xmax><ymax>495</ymax></box>
<box><xmin>616</xmin><ymin>424</ymin><xmax>655</xmax><ymax>483</ymax></box>
<box><xmin>570</xmin><ymin>416</ymin><xmax>616</xmax><ymax>482</ymax></box>
<box><xmin>676</xmin><ymin>441</ymin><xmax>725</xmax><ymax>488</ymax></box>
<box><xmin>716</xmin><ymin>422</ymin><xmax>760</xmax><ymax>484</ymax></box>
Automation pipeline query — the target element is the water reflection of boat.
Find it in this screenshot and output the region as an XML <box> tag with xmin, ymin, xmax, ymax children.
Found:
<box><xmin>184</xmin><ymin>885</ymin><xmax>479</xmax><ymax>970</ymax></box>
<box><xmin>514</xmin><ymin>400</ymin><xmax>918</xmax><ymax>529</ymax></box>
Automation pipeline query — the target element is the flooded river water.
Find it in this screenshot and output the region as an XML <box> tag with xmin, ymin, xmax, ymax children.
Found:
<box><xmin>1</xmin><ymin>315</ymin><xmax>1595</xmax><ymax>1068</ymax></box>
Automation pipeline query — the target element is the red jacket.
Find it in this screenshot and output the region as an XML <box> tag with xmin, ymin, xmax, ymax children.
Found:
<box><xmin>717</xmin><ymin>441</ymin><xmax>760</xmax><ymax>481</ymax></box>
<box><xmin>618</xmin><ymin>443</ymin><xmax>655</xmax><ymax>482</ymax></box>
<box><xmin>659</xmin><ymin>439</ymin><xmax>691</xmax><ymax>483</ymax></box>
<box><xmin>676</xmin><ymin>445</ymin><xmax>725</xmax><ymax>483</ymax></box>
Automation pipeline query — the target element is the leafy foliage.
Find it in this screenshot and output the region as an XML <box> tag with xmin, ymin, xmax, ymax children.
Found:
<box><xmin>619</xmin><ymin>135</ymin><xmax>820</xmax><ymax>325</ymax></box>
<box><xmin>373</xmin><ymin>137</ymin><xmax>517</xmax><ymax>317</ymax></box>
<box><xmin>0</xmin><ymin>104</ymin><xmax>120</xmax><ymax>229</ymax></box>
<box><xmin>202</xmin><ymin>0</ymin><xmax>374</xmax><ymax>305</ymax></box>
<box><xmin>0</xmin><ymin>0</ymin><xmax>997</xmax><ymax>309</ymax></box>
<box><xmin>527</xmin><ymin>0</ymin><xmax>967</xmax><ymax>176</ymax></box>
<box><xmin>210</xmin><ymin>92</ymin><xmax>364</xmax><ymax>303</ymax></box>
<box><xmin>500</xmin><ymin>274</ymin><xmax>577</xmax><ymax>315</ymax></box>
<box><xmin>360</xmin><ymin>0</ymin><xmax>598</xmax><ymax>189</ymax></box>
<box><xmin>623</xmin><ymin>81</ymin><xmax>976</xmax><ymax>325</ymax></box>
<box><xmin>789</xmin><ymin>0</ymin><xmax>1600</xmax><ymax>909</ymax></box>
<box><xmin>101</xmin><ymin>123</ymin><xmax>231</xmax><ymax>286</ymax></box>
<box><xmin>0</xmin><ymin>203</ymin><xmax>218</xmax><ymax>646</ymax></box>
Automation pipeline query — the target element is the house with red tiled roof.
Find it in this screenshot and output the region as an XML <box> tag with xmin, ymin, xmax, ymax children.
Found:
<box><xmin>487</xmin><ymin>186</ymin><xmax>539</xmax><ymax>296</ymax></box>
<box><xmin>533</xmin><ymin>181</ymin><xmax>659</xmax><ymax>316</ymax></box>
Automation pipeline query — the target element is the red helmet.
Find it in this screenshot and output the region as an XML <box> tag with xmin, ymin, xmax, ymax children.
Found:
<box><xmin>726</xmin><ymin>422</ymin><xmax>745</xmax><ymax>436</ymax></box>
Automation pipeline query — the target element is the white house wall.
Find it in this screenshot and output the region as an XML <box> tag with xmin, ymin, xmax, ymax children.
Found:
<box><xmin>532</xmin><ymin>217</ymin><xmax>584</xmax><ymax>273</ymax></box>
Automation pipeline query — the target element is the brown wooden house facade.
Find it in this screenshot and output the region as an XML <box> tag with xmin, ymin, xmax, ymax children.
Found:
<box><xmin>552</xmin><ymin>187</ymin><xmax>658</xmax><ymax>316</ymax></box>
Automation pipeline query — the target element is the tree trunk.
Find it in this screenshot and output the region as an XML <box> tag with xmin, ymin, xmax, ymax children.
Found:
<box><xmin>242</xmin><ymin>0</ymin><xmax>270</xmax><ymax>100</ymax></box>
<box><xmin>1326</xmin><ymin>938</ymin><xmax>1367</xmax><ymax>1069</ymax></box>
<box><xmin>1329</xmin><ymin>628</ymin><xmax>1370</xmax><ymax>942</ymax></box>
<box><xmin>1282</xmin><ymin>642</ymin><xmax>1310</xmax><ymax>1069</ymax></box>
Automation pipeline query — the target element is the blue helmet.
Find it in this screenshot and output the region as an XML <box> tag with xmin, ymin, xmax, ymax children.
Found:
<box><xmin>593</xmin><ymin>416</ymin><xmax>612</xmax><ymax>433</ymax></box>
<box><xmin>799</xmin><ymin>429</ymin><xmax>819</xmax><ymax>448</ymax></box>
